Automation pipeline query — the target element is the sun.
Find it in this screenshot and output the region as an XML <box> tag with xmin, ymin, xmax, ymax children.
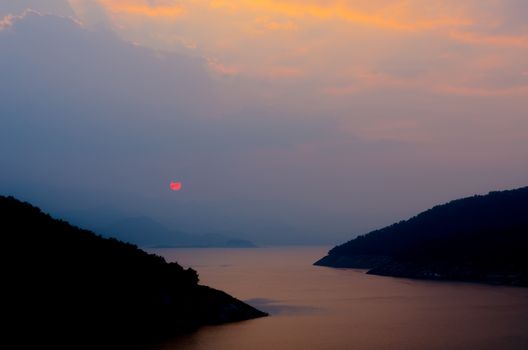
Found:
<box><xmin>170</xmin><ymin>181</ymin><xmax>182</xmax><ymax>191</ymax></box>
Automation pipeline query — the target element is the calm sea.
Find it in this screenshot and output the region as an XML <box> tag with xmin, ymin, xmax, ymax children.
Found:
<box><xmin>150</xmin><ymin>246</ymin><xmax>528</xmax><ymax>350</ymax></box>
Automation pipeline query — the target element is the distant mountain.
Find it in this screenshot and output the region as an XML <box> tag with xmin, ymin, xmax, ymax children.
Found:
<box><xmin>315</xmin><ymin>187</ymin><xmax>528</xmax><ymax>286</ymax></box>
<box><xmin>1</xmin><ymin>196</ymin><xmax>266</xmax><ymax>348</ymax></box>
<box><xmin>103</xmin><ymin>216</ymin><xmax>189</xmax><ymax>246</ymax></box>
<box><xmin>103</xmin><ymin>217</ymin><xmax>256</xmax><ymax>248</ymax></box>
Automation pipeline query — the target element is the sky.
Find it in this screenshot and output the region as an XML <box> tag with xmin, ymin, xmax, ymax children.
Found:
<box><xmin>1</xmin><ymin>0</ymin><xmax>527</xmax><ymax>245</ymax></box>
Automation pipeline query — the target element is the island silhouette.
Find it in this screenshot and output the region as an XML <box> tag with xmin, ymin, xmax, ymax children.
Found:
<box><xmin>315</xmin><ymin>186</ymin><xmax>528</xmax><ymax>286</ymax></box>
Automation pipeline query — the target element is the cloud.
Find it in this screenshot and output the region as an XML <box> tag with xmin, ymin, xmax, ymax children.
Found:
<box><xmin>97</xmin><ymin>0</ymin><xmax>185</xmax><ymax>18</ymax></box>
<box><xmin>0</xmin><ymin>14</ymin><xmax>15</xmax><ymax>29</ymax></box>
<box><xmin>0</xmin><ymin>0</ymin><xmax>74</xmax><ymax>18</ymax></box>
<box><xmin>68</xmin><ymin>0</ymin><xmax>526</xmax><ymax>96</ymax></box>
<box><xmin>266</xmin><ymin>66</ymin><xmax>304</xmax><ymax>79</ymax></box>
<box><xmin>207</xmin><ymin>58</ymin><xmax>239</xmax><ymax>76</ymax></box>
<box><xmin>2</xmin><ymin>7</ymin><xmax>527</xmax><ymax>245</ymax></box>
<box><xmin>1</xmin><ymin>12</ymin><xmax>363</xmax><ymax>243</ymax></box>
<box><xmin>450</xmin><ymin>30</ymin><xmax>528</xmax><ymax>48</ymax></box>
<box><xmin>254</xmin><ymin>17</ymin><xmax>299</xmax><ymax>33</ymax></box>
<box><xmin>0</xmin><ymin>12</ymin><xmax>214</xmax><ymax>214</ymax></box>
<box><xmin>67</xmin><ymin>0</ymin><xmax>111</xmax><ymax>27</ymax></box>
<box><xmin>434</xmin><ymin>84</ymin><xmax>528</xmax><ymax>97</ymax></box>
<box><xmin>209</xmin><ymin>0</ymin><xmax>471</xmax><ymax>31</ymax></box>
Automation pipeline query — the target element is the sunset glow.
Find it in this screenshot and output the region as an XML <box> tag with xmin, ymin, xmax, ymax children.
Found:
<box><xmin>68</xmin><ymin>0</ymin><xmax>528</xmax><ymax>99</ymax></box>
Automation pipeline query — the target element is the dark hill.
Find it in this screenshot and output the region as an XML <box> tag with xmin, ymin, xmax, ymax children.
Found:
<box><xmin>1</xmin><ymin>196</ymin><xmax>266</xmax><ymax>348</ymax></box>
<box><xmin>315</xmin><ymin>187</ymin><xmax>528</xmax><ymax>286</ymax></box>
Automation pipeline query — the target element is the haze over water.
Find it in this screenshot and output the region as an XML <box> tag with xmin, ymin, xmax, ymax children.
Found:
<box><xmin>152</xmin><ymin>247</ymin><xmax>528</xmax><ymax>350</ymax></box>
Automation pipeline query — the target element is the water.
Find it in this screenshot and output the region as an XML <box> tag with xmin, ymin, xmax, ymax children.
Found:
<box><xmin>151</xmin><ymin>247</ymin><xmax>528</xmax><ymax>350</ymax></box>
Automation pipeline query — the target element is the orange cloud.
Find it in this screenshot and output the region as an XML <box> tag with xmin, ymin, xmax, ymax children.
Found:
<box><xmin>0</xmin><ymin>14</ymin><xmax>14</xmax><ymax>29</ymax></box>
<box><xmin>322</xmin><ymin>85</ymin><xmax>362</xmax><ymax>96</ymax></box>
<box><xmin>85</xmin><ymin>0</ymin><xmax>528</xmax><ymax>99</ymax></box>
<box><xmin>207</xmin><ymin>58</ymin><xmax>239</xmax><ymax>76</ymax></box>
<box><xmin>267</xmin><ymin>66</ymin><xmax>304</xmax><ymax>79</ymax></box>
<box><xmin>323</xmin><ymin>69</ymin><xmax>423</xmax><ymax>95</ymax></box>
<box><xmin>254</xmin><ymin>17</ymin><xmax>298</xmax><ymax>32</ymax></box>
<box><xmin>323</xmin><ymin>66</ymin><xmax>528</xmax><ymax>97</ymax></box>
<box><xmin>450</xmin><ymin>30</ymin><xmax>528</xmax><ymax>48</ymax></box>
<box><xmin>210</xmin><ymin>0</ymin><xmax>471</xmax><ymax>31</ymax></box>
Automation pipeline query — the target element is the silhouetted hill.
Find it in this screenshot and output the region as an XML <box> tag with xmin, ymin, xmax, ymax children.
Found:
<box><xmin>2</xmin><ymin>196</ymin><xmax>266</xmax><ymax>348</ymax></box>
<box><xmin>315</xmin><ymin>187</ymin><xmax>528</xmax><ymax>286</ymax></box>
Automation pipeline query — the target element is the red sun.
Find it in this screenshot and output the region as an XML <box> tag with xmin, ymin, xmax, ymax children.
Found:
<box><xmin>170</xmin><ymin>181</ymin><xmax>182</xmax><ymax>191</ymax></box>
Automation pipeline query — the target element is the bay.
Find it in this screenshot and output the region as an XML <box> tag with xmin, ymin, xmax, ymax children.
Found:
<box><xmin>151</xmin><ymin>247</ymin><xmax>528</xmax><ymax>350</ymax></box>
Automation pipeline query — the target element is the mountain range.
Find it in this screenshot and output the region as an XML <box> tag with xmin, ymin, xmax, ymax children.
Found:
<box><xmin>102</xmin><ymin>216</ymin><xmax>256</xmax><ymax>248</ymax></box>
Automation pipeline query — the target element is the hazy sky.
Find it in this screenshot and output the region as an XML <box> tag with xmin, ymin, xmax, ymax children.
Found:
<box><xmin>1</xmin><ymin>1</ymin><xmax>527</xmax><ymax>244</ymax></box>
